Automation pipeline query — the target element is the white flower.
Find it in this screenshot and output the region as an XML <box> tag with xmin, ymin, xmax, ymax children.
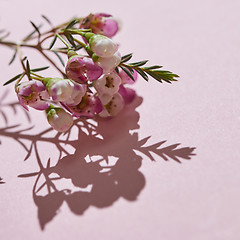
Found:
<box><xmin>99</xmin><ymin>93</ymin><xmax>124</xmax><ymax>117</ymax></box>
<box><xmin>96</xmin><ymin>51</ymin><xmax>121</xmax><ymax>73</ymax></box>
<box><xmin>94</xmin><ymin>72</ymin><xmax>121</xmax><ymax>97</ymax></box>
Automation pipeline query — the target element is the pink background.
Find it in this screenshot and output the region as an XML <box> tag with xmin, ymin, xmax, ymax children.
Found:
<box><xmin>1</xmin><ymin>0</ymin><xmax>240</xmax><ymax>239</ymax></box>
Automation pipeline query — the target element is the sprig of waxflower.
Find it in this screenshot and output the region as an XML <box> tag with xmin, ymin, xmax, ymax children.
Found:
<box><xmin>0</xmin><ymin>13</ymin><xmax>179</xmax><ymax>132</ymax></box>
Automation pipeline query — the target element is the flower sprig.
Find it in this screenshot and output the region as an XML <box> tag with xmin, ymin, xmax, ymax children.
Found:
<box><xmin>0</xmin><ymin>13</ymin><xmax>179</xmax><ymax>132</ymax></box>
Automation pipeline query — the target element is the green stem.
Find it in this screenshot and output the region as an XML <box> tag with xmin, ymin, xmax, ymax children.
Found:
<box><xmin>72</xmin><ymin>37</ymin><xmax>87</xmax><ymax>49</ymax></box>
<box><xmin>31</xmin><ymin>72</ymin><xmax>44</xmax><ymax>80</ymax></box>
<box><xmin>14</xmin><ymin>73</ymin><xmax>25</xmax><ymax>89</ymax></box>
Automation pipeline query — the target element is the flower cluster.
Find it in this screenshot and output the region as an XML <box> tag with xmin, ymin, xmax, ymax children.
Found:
<box><xmin>2</xmin><ymin>13</ymin><xmax>179</xmax><ymax>132</ymax></box>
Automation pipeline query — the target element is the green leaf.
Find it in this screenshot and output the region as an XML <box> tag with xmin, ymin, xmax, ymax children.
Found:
<box><xmin>49</xmin><ymin>34</ymin><xmax>57</xmax><ymax>50</ymax></box>
<box><xmin>41</xmin><ymin>15</ymin><xmax>52</xmax><ymax>26</ymax></box>
<box><xmin>135</xmin><ymin>68</ymin><xmax>149</xmax><ymax>81</ymax></box>
<box><xmin>31</xmin><ymin>66</ymin><xmax>49</xmax><ymax>72</ymax></box>
<box><xmin>26</xmin><ymin>60</ymin><xmax>31</xmax><ymax>79</ymax></box>
<box><xmin>65</xmin><ymin>19</ymin><xmax>79</xmax><ymax>29</ymax></box>
<box><xmin>30</xmin><ymin>21</ymin><xmax>41</xmax><ymax>38</ymax></box>
<box><xmin>142</xmin><ymin>65</ymin><xmax>162</xmax><ymax>70</ymax></box>
<box><xmin>65</xmin><ymin>32</ymin><xmax>76</xmax><ymax>48</ymax></box>
<box><xmin>120</xmin><ymin>66</ymin><xmax>135</xmax><ymax>81</ymax></box>
<box><xmin>8</xmin><ymin>48</ymin><xmax>17</xmax><ymax>65</ymax></box>
<box><xmin>121</xmin><ymin>53</ymin><xmax>133</xmax><ymax>63</ymax></box>
<box><xmin>145</xmin><ymin>70</ymin><xmax>179</xmax><ymax>83</ymax></box>
<box><xmin>123</xmin><ymin>64</ymin><xmax>134</xmax><ymax>74</ymax></box>
<box><xmin>23</xmin><ymin>24</ymin><xmax>42</xmax><ymax>41</ymax></box>
<box><xmin>115</xmin><ymin>67</ymin><xmax>119</xmax><ymax>74</ymax></box>
<box><xmin>53</xmin><ymin>51</ymin><xmax>65</xmax><ymax>67</ymax></box>
<box><xmin>3</xmin><ymin>73</ymin><xmax>23</xmax><ymax>86</ymax></box>
<box><xmin>74</xmin><ymin>44</ymin><xmax>83</xmax><ymax>51</ymax></box>
<box><xmin>0</xmin><ymin>31</ymin><xmax>10</xmax><ymax>40</ymax></box>
<box><xmin>128</xmin><ymin>60</ymin><xmax>148</xmax><ymax>67</ymax></box>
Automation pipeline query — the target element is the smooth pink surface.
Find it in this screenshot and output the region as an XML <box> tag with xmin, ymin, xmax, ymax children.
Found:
<box><xmin>1</xmin><ymin>0</ymin><xmax>240</xmax><ymax>239</ymax></box>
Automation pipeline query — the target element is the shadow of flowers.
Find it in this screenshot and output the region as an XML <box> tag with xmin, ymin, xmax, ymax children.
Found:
<box><xmin>0</xmin><ymin>91</ymin><xmax>196</xmax><ymax>230</ymax></box>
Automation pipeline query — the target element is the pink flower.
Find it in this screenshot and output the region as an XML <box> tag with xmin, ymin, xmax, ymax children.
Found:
<box><xmin>118</xmin><ymin>85</ymin><xmax>136</xmax><ymax>103</ymax></box>
<box><xmin>80</xmin><ymin>13</ymin><xmax>119</xmax><ymax>38</ymax></box>
<box><xmin>63</xmin><ymin>93</ymin><xmax>103</xmax><ymax>118</ymax></box>
<box><xmin>16</xmin><ymin>80</ymin><xmax>50</xmax><ymax>111</ymax></box>
<box><xmin>66</xmin><ymin>55</ymin><xmax>103</xmax><ymax>83</ymax></box>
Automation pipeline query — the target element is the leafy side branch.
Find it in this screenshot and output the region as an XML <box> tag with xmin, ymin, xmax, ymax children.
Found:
<box><xmin>119</xmin><ymin>53</ymin><xmax>179</xmax><ymax>83</ymax></box>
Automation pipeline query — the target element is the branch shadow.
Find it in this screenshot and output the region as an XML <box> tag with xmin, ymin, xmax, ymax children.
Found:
<box><xmin>0</xmin><ymin>91</ymin><xmax>196</xmax><ymax>230</ymax></box>
<box><xmin>0</xmin><ymin>177</ymin><xmax>5</xmax><ymax>184</ymax></box>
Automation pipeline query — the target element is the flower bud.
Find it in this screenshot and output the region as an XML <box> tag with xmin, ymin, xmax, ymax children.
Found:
<box><xmin>47</xmin><ymin>106</ymin><xmax>73</xmax><ymax>132</ymax></box>
<box><xmin>43</xmin><ymin>78</ymin><xmax>74</xmax><ymax>102</ymax></box>
<box><xmin>16</xmin><ymin>80</ymin><xmax>50</xmax><ymax>111</ymax></box>
<box><xmin>96</xmin><ymin>51</ymin><xmax>121</xmax><ymax>73</ymax></box>
<box><xmin>63</xmin><ymin>82</ymin><xmax>87</xmax><ymax>106</ymax></box>
<box><xmin>89</xmin><ymin>35</ymin><xmax>118</xmax><ymax>58</ymax></box>
<box><xmin>66</xmin><ymin>55</ymin><xmax>103</xmax><ymax>83</ymax></box>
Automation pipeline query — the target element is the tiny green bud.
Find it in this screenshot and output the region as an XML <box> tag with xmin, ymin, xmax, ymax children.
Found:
<box><xmin>84</xmin><ymin>32</ymin><xmax>95</xmax><ymax>42</ymax></box>
<box><xmin>92</xmin><ymin>53</ymin><xmax>99</xmax><ymax>62</ymax></box>
<box><xmin>67</xmin><ymin>49</ymin><xmax>78</xmax><ymax>58</ymax></box>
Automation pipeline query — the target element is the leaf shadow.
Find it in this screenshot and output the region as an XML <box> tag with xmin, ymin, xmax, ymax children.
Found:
<box><xmin>0</xmin><ymin>92</ymin><xmax>196</xmax><ymax>230</ymax></box>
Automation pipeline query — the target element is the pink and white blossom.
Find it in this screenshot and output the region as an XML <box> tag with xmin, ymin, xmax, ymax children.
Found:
<box><xmin>63</xmin><ymin>93</ymin><xmax>103</xmax><ymax>118</ymax></box>
<box><xmin>66</xmin><ymin>55</ymin><xmax>103</xmax><ymax>83</ymax></box>
<box><xmin>99</xmin><ymin>93</ymin><xmax>124</xmax><ymax>117</ymax></box>
<box><xmin>94</xmin><ymin>72</ymin><xmax>121</xmax><ymax>96</ymax></box>
<box><xmin>16</xmin><ymin>80</ymin><xmax>50</xmax><ymax>111</ymax></box>
<box><xmin>80</xmin><ymin>13</ymin><xmax>119</xmax><ymax>38</ymax></box>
